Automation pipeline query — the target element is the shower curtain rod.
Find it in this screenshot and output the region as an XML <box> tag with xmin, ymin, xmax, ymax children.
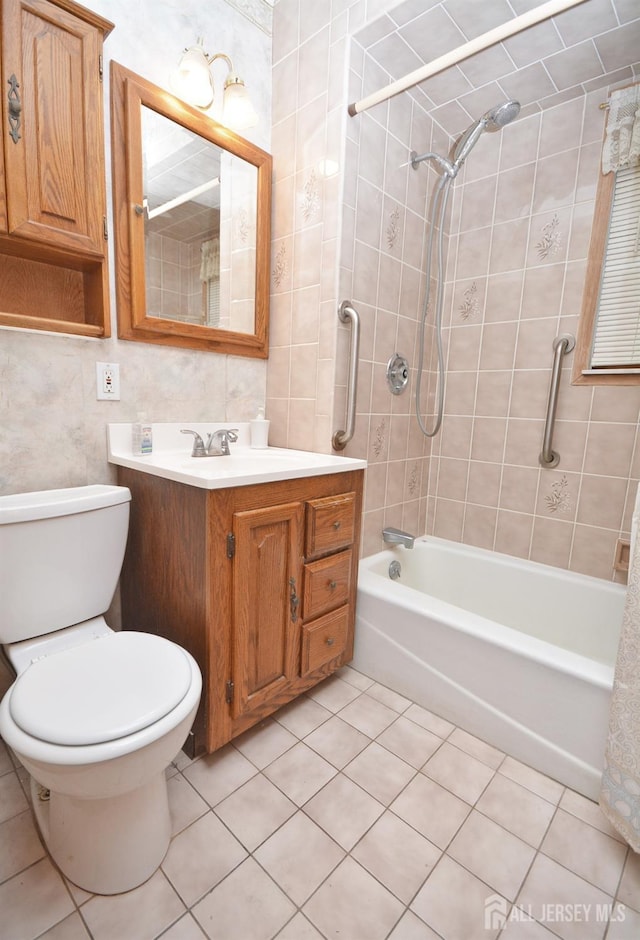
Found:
<box><xmin>347</xmin><ymin>0</ymin><xmax>588</xmax><ymax>117</ymax></box>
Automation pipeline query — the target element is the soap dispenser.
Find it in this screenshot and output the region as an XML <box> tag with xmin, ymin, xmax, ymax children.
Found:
<box><xmin>250</xmin><ymin>407</ymin><xmax>269</xmax><ymax>449</ymax></box>
<box><xmin>132</xmin><ymin>412</ymin><xmax>153</xmax><ymax>455</ymax></box>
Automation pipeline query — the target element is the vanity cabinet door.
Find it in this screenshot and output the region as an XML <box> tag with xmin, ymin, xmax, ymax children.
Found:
<box><xmin>1</xmin><ymin>0</ymin><xmax>110</xmax><ymax>254</ymax></box>
<box><xmin>230</xmin><ymin>501</ymin><xmax>304</xmax><ymax>724</ymax></box>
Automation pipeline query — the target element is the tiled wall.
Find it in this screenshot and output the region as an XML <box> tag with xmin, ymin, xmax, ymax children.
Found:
<box><xmin>429</xmin><ymin>91</ymin><xmax>640</xmax><ymax>581</ymax></box>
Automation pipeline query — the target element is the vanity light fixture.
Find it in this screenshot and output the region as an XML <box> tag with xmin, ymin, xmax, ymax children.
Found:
<box><xmin>171</xmin><ymin>39</ymin><xmax>258</xmax><ymax>130</ymax></box>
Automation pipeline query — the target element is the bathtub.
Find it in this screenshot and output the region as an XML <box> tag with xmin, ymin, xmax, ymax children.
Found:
<box><xmin>352</xmin><ymin>537</ymin><xmax>626</xmax><ymax>800</ymax></box>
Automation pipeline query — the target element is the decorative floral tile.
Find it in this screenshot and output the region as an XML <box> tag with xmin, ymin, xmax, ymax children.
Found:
<box><xmin>301</xmin><ymin>170</ymin><xmax>320</xmax><ymax>223</ymax></box>
<box><xmin>386</xmin><ymin>207</ymin><xmax>401</xmax><ymax>250</ymax></box>
<box><xmin>536</xmin><ymin>213</ymin><xmax>562</xmax><ymax>260</ymax></box>
<box><xmin>545</xmin><ymin>474</ymin><xmax>571</xmax><ymax>514</ymax></box>
<box><xmin>459</xmin><ymin>281</ymin><xmax>479</xmax><ymax>320</ymax></box>
<box><xmin>272</xmin><ymin>243</ymin><xmax>288</xmax><ymax>288</ymax></box>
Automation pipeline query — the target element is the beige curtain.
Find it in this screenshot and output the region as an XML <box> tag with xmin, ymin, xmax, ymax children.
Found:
<box><xmin>602</xmin><ymin>83</ymin><xmax>640</xmax><ymax>175</ymax></box>
<box><xmin>599</xmin><ymin>483</ymin><xmax>640</xmax><ymax>851</ymax></box>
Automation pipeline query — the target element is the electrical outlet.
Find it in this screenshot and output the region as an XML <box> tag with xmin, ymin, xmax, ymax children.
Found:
<box><xmin>96</xmin><ymin>362</ymin><xmax>121</xmax><ymax>401</ymax></box>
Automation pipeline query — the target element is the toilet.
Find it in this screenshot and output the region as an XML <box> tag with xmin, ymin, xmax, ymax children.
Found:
<box><xmin>0</xmin><ymin>484</ymin><xmax>202</xmax><ymax>895</ymax></box>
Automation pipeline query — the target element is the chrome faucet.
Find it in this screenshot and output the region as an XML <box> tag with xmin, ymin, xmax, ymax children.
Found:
<box><xmin>181</xmin><ymin>428</ymin><xmax>239</xmax><ymax>457</ymax></box>
<box><xmin>206</xmin><ymin>428</ymin><xmax>239</xmax><ymax>456</ymax></box>
<box><xmin>382</xmin><ymin>526</ymin><xmax>416</xmax><ymax>549</ymax></box>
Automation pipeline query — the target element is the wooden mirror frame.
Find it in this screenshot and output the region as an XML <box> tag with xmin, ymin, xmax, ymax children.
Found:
<box><xmin>110</xmin><ymin>61</ymin><xmax>271</xmax><ymax>358</ymax></box>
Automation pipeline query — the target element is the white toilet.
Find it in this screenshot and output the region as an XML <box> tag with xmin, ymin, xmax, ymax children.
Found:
<box><xmin>0</xmin><ymin>484</ymin><xmax>202</xmax><ymax>895</ymax></box>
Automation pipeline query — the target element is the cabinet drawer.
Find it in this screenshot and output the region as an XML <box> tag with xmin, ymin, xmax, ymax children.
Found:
<box><xmin>301</xmin><ymin>606</ymin><xmax>350</xmax><ymax>675</ymax></box>
<box><xmin>305</xmin><ymin>492</ymin><xmax>355</xmax><ymax>558</ymax></box>
<box><xmin>303</xmin><ymin>549</ymin><xmax>352</xmax><ymax>620</ymax></box>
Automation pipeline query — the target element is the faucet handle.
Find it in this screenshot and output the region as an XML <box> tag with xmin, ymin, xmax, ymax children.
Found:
<box><xmin>181</xmin><ymin>429</ymin><xmax>207</xmax><ymax>457</ymax></box>
<box><xmin>226</xmin><ymin>429</ymin><xmax>239</xmax><ymax>442</ymax></box>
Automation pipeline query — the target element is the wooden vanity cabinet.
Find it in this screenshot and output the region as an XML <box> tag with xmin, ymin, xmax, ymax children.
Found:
<box><xmin>0</xmin><ymin>0</ymin><xmax>113</xmax><ymax>336</ymax></box>
<box><xmin>117</xmin><ymin>468</ymin><xmax>364</xmax><ymax>754</ymax></box>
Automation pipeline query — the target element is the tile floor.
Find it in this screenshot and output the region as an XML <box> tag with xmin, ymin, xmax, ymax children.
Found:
<box><xmin>1</xmin><ymin>666</ymin><xmax>639</xmax><ymax>940</ymax></box>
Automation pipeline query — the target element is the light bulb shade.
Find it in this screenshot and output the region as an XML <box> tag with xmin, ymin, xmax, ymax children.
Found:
<box><xmin>171</xmin><ymin>45</ymin><xmax>214</xmax><ymax>109</ymax></box>
<box><xmin>222</xmin><ymin>75</ymin><xmax>258</xmax><ymax>130</ymax></box>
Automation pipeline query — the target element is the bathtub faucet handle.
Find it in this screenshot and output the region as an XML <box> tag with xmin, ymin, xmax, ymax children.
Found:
<box><xmin>382</xmin><ymin>527</ymin><xmax>416</xmax><ymax>549</ymax></box>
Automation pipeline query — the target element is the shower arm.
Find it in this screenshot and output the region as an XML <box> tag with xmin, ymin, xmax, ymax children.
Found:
<box><xmin>411</xmin><ymin>150</ymin><xmax>456</xmax><ymax>177</ymax></box>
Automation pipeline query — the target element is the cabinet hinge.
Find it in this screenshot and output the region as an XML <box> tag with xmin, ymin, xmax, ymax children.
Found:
<box><xmin>103</xmin><ymin>215</ymin><xmax>108</xmax><ymax>240</ymax></box>
<box><xmin>226</xmin><ymin>533</ymin><xmax>235</xmax><ymax>559</ymax></box>
<box><xmin>225</xmin><ymin>679</ymin><xmax>234</xmax><ymax>704</ymax></box>
<box><xmin>99</xmin><ymin>54</ymin><xmax>104</xmax><ymax>82</ymax></box>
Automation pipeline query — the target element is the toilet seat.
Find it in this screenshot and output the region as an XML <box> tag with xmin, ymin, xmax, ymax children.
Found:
<box><xmin>9</xmin><ymin>632</ymin><xmax>192</xmax><ymax>746</ymax></box>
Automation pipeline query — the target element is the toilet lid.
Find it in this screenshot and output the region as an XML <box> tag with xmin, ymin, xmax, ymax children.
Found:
<box><xmin>9</xmin><ymin>632</ymin><xmax>193</xmax><ymax>746</ymax></box>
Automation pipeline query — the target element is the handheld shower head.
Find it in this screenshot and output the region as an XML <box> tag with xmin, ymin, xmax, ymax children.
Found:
<box><xmin>452</xmin><ymin>100</ymin><xmax>520</xmax><ymax>169</ymax></box>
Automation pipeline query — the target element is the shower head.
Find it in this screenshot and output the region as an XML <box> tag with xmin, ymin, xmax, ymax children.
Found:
<box><xmin>452</xmin><ymin>100</ymin><xmax>520</xmax><ymax>169</ymax></box>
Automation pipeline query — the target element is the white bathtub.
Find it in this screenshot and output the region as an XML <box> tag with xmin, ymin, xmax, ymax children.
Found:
<box><xmin>352</xmin><ymin>537</ymin><xmax>626</xmax><ymax>800</ymax></box>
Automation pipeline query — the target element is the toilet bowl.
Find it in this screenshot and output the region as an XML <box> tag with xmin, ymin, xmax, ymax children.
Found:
<box><xmin>0</xmin><ymin>485</ymin><xmax>203</xmax><ymax>895</ymax></box>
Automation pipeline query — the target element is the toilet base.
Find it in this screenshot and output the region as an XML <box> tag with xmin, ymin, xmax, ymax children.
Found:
<box><xmin>31</xmin><ymin>772</ymin><xmax>172</xmax><ymax>895</ymax></box>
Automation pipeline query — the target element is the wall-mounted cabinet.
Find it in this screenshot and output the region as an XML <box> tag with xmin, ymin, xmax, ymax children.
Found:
<box><xmin>116</xmin><ymin>468</ymin><xmax>364</xmax><ymax>754</ymax></box>
<box><xmin>0</xmin><ymin>0</ymin><xmax>113</xmax><ymax>337</ymax></box>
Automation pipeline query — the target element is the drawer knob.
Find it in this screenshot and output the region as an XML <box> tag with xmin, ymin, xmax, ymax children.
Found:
<box><xmin>329</xmin><ymin>580</ymin><xmax>337</xmax><ymax>590</ymax></box>
<box><xmin>333</xmin><ymin>521</ymin><xmax>341</xmax><ymax>530</ymax></box>
<box><xmin>326</xmin><ymin>637</ymin><xmax>335</xmax><ymax>646</ymax></box>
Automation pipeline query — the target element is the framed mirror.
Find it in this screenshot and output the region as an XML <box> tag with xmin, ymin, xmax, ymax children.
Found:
<box><xmin>110</xmin><ymin>62</ymin><xmax>271</xmax><ymax>357</ymax></box>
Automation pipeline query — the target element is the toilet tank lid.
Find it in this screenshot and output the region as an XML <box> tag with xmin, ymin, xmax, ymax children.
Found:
<box><xmin>0</xmin><ymin>485</ymin><xmax>131</xmax><ymax>524</ymax></box>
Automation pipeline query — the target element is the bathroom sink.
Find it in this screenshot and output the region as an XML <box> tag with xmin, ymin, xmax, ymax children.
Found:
<box><xmin>107</xmin><ymin>424</ymin><xmax>366</xmax><ymax>490</ymax></box>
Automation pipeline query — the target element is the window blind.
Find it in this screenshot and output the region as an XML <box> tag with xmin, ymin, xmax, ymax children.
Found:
<box><xmin>589</xmin><ymin>163</ymin><xmax>640</xmax><ymax>370</ymax></box>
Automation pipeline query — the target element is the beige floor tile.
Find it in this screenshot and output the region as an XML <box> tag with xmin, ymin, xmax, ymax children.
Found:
<box><xmin>167</xmin><ymin>774</ymin><xmax>209</xmax><ymax>837</ymax></box>
<box><xmin>541</xmin><ymin>808</ymin><xmax>627</xmax><ymax>895</ymax></box>
<box><xmin>232</xmin><ymin>718</ymin><xmax>298</xmax><ymax>769</ymax></box>
<box><xmin>0</xmin><ymin>740</ymin><xmax>14</xmax><ymax>775</ymax></box>
<box><xmin>404</xmin><ymin>703</ymin><xmax>455</xmax><ymax>739</ymax></box>
<box><xmin>183</xmin><ymin>745</ymin><xmax>256</xmax><ymax>808</ymax></box>
<box><xmin>254</xmin><ymin>811</ymin><xmax>344</xmax><ymax>905</ymax></box>
<box><xmin>617</xmin><ymin>849</ymin><xmax>640</xmax><ymax>912</ymax></box>
<box><xmin>158</xmin><ymin>912</ymin><xmax>208</xmax><ymax>939</ymax></box>
<box><xmin>213</xmin><ymin>773</ymin><xmax>297</xmax><ymax>851</ymax></box>
<box><xmin>500</xmin><ymin>911</ymin><xmax>560</xmax><ymax>938</ymax></box>
<box><xmin>351</xmin><ymin>810</ymin><xmax>441</xmax><ymax>904</ymax></box>
<box><xmin>161</xmin><ymin>812</ymin><xmax>247</xmax><ymax>907</ymax></box>
<box><xmin>306</xmin><ymin>675</ymin><xmax>362</xmax><ymax>712</ymax></box>
<box><xmin>422</xmin><ymin>740</ymin><xmax>495</xmax><ymax>804</ymax></box>
<box><xmin>192</xmin><ymin>857</ymin><xmax>296</xmax><ymax>940</ymax></box>
<box><xmin>476</xmin><ymin>770</ymin><xmax>556</xmax><ymax>847</ymax></box>
<box><xmin>377</xmin><ymin>715</ymin><xmax>443</xmax><ymax>768</ymax></box>
<box><xmin>448</xmin><ymin>727</ymin><xmax>505</xmax><ymax>769</ymax></box>
<box><xmin>274</xmin><ymin>912</ymin><xmax>324</xmax><ymax>939</ymax></box>
<box><xmin>303</xmin><ymin>856</ymin><xmax>405</xmax><ymax>940</ymax></box>
<box><xmin>263</xmin><ymin>742</ymin><xmax>337</xmax><ymax>806</ymax></box>
<box><xmin>335</xmin><ymin>665</ymin><xmax>376</xmax><ymax>691</ymax></box>
<box><xmin>304</xmin><ymin>773</ymin><xmax>385</xmax><ymax>849</ymax></box>
<box><xmin>559</xmin><ymin>788</ymin><xmax>627</xmax><ymax>843</ymax></box>
<box><xmin>81</xmin><ymin>870</ymin><xmax>185</xmax><ymax>940</ymax></box>
<box><xmin>517</xmin><ymin>853</ymin><xmax>613</xmax><ymax>940</ymax></box>
<box><xmin>0</xmin><ymin>808</ymin><xmax>45</xmax><ymax>881</ymax></box>
<box><xmin>344</xmin><ymin>741</ymin><xmax>416</xmax><ymax>805</ymax></box>
<box><xmin>0</xmin><ymin>857</ymin><xmax>75</xmax><ymax>940</ymax></box>
<box><xmin>606</xmin><ymin>902</ymin><xmax>640</xmax><ymax>939</ymax></box>
<box><xmin>500</xmin><ymin>756</ymin><xmax>564</xmax><ymax>804</ymax></box>
<box><xmin>303</xmin><ymin>714</ymin><xmax>370</xmax><ymax>768</ymax></box>
<box><xmin>411</xmin><ymin>854</ymin><xmax>502</xmax><ymax>939</ymax></box>
<box><xmin>0</xmin><ymin>769</ymin><xmax>29</xmax><ymax>824</ymax></box>
<box><xmin>448</xmin><ymin>809</ymin><xmax>536</xmax><ymax>900</ymax></box>
<box><xmin>274</xmin><ymin>696</ymin><xmax>331</xmax><ymax>738</ymax></box>
<box><xmin>337</xmin><ymin>692</ymin><xmax>399</xmax><ymax>737</ymax></box>
<box><xmin>366</xmin><ymin>681</ymin><xmax>412</xmax><ymax>713</ymax></box>
<box><xmin>388</xmin><ymin>910</ymin><xmax>443</xmax><ymax>939</ymax></box>
<box><xmin>391</xmin><ymin>774</ymin><xmax>471</xmax><ymax>849</ymax></box>
<box><xmin>38</xmin><ymin>912</ymin><xmax>92</xmax><ymax>939</ymax></box>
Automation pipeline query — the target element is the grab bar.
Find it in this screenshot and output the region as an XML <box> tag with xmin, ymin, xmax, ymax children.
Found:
<box><xmin>332</xmin><ymin>300</ymin><xmax>360</xmax><ymax>451</ymax></box>
<box><xmin>539</xmin><ymin>333</ymin><xmax>575</xmax><ymax>468</ymax></box>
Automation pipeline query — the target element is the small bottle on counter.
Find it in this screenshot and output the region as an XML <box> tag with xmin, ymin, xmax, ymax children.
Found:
<box><xmin>132</xmin><ymin>413</ymin><xmax>153</xmax><ymax>455</ymax></box>
<box><xmin>250</xmin><ymin>406</ymin><xmax>269</xmax><ymax>449</ymax></box>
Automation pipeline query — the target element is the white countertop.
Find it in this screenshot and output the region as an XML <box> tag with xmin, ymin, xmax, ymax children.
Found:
<box><xmin>107</xmin><ymin>423</ymin><xmax>366</xmax><ymax>490</ymax></box>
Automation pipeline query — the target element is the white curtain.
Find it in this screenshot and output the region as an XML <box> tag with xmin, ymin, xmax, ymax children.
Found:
<box><xmin>200</xmin><ymin>237</ymin><xmax>220</xmax><ymax>282</ymax></box>
<box><xmin>599</xmin><ymin>483</ymin><xmax>640</xmax><ymax>851</ymax></box>
<box><xmin>602</xmin><ymin>83</ymin><xmax>640</xmax><ymax>175</ymax></box>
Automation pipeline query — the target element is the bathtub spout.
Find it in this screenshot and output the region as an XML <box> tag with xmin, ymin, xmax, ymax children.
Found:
<box><xmin>382</xmin><ymin>527</ymin><xmax>415</xmax><ymax>549</ymax></box>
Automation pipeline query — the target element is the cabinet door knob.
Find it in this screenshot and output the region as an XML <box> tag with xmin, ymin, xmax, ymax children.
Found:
<box><xmin>326</xmin><ymin>637</ymin><xmax>335</xmax><ymax>646</ymax></box>
<box><xmin>7</xmin><ymin>74</ymin><xmax>21</xmax><ymax>144</ymax></box>
<box><xmin>333</xmin><ymin>520</ymin><xmax>341</xmax><ymax>530</ymax></box>
<box><xmin>328</xmin><ymin>580</ymin><xmax>337</xmax><ymax>590</ymax></box>
<box><xmin>289</xmin><ymin>576</ymin><xmax>299</xmax><ymax>623</ymax></box>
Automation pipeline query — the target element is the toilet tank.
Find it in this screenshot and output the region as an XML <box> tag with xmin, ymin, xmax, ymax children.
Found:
<box><xmin>0</xmin><ymin>485</ymin><xmax>131</xmax><ymax>644</ymax></box>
